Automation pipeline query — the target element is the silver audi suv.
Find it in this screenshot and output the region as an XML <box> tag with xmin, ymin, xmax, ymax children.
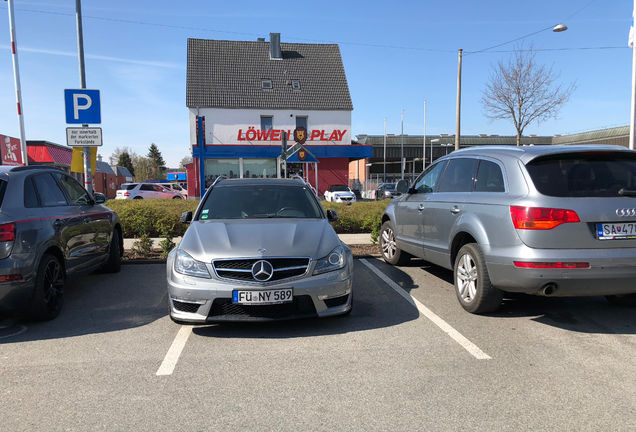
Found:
<box><xmin>381</xmin><ymin>145</ymin><xmax>636</xmax><ymax>314</ymax></box>
<box><xmin>166</xmin><ymin>178</ymin><xmax>353</xmax><ymax>322</ymax></box>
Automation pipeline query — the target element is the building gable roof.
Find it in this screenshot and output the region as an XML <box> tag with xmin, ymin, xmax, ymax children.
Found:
<box><xmin>186</xmin><ymin>38</ymin><xmax>353</xmax><ymax>110</ymax></box>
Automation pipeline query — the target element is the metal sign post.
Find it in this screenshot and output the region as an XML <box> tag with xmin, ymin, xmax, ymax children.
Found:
<box><xmin>75</xmin><ymin>0</ymin><xmax>92</xmax><ymax>193</ymax></box>
<box><xmin>6</xmin><ymin>0</ymin><xmax>28</xmax><ymax>166</ymax></box>
<box><xmin>197</xmin><ymin>116</ymin><xmax>206</xmax><ymax>198</ymax></box>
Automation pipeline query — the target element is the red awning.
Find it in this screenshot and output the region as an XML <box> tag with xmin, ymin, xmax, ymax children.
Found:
<box><xmin>27</xmin><ymin>144</ymin><xmax>72</xmax><ymax>166</ymax></box>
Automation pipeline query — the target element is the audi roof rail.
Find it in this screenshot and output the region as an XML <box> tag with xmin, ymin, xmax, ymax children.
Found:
<box><xmin>10</xmin><ymin>165</ymin><xmax>63</xmax><ymax>172</ymax></box>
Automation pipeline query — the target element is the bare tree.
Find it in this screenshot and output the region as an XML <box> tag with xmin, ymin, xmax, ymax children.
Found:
<box><xmin>178</xmin><ymin>156</ymin><xmax>192</xmax><ymax>171</ymax></box>
<box><xmin>481</xmin><ymin>47</ymin><xmax>575</xmax><ymax>146</ymax></box>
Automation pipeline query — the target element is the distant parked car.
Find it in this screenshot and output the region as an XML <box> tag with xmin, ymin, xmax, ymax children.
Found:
<box><xmin>324</xmin><ymin>185</ymin><xmax>356</xmax><ymax>203</ymax></box>
<box><xmin>115</xmin><ymin>183</ymin><xmax>183</xmax><ymax>199</ymax></box>
<box><xmin>375</xmin><ymin>183</ymin><xmax>400</xmax><ymax>200</ymax></box>
<box><xmin>162</xmin><ymin>183</ymin><xmax>187</xmax><ymax>199</ymax></box>
<box><xmin>381</xmin><ymin>145</ymin><xmax>636</xmax><ymax>314</ymax></box>
<box><xmin>0</xmin><ymin>166</ymin><xmax>122</xmax><ymax>320</ymax></box>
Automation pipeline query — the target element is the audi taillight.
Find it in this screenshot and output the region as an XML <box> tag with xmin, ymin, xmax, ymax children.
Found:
<box><xmin>510</xmin><ymin>206</ymin><xmax>580</xmax><ymax>230</ymax></box>
<box><xmin>0</xmin><ymin>223</ymin><xmax>15</xmax><ymax>242</ymax></box>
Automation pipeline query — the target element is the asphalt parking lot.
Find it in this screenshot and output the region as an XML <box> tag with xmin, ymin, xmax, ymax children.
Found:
<box><xmin>1</xmin><ymin>259</ymin><xmax>635</xmax><ymax>431</ymax></box>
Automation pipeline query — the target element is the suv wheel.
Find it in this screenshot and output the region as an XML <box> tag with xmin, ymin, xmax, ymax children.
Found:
<box><xmin>454</xmin><ymin>243</ymin><xmax>502</xmax><ymax>314</ymax></box>
<box><xmin>380</xmin><ymin>221</ymin><xmax>410</xmax><ymax>265</ymax></box>
<box><xmin>28</xmin><ymin>254</ymin><xmax>65</xmax><ymax>321</ymax></box>
<box><xmin>101</xmin><ymin>230</ymin><xmax>122</xmax><ymax>273</ymax></box>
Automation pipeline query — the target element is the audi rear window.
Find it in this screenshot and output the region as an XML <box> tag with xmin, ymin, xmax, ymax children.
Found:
<box><xmin>0</xmin><ymin>180</ymin><xmax>6</xmax><ymax>207</ymax></box>
<box><xmin>526</xmin><ymin>151</ymin><xmax>636</xmax><ymax>197</ymax></box>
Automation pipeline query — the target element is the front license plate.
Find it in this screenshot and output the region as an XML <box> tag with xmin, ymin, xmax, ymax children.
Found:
<box><xmin>232</xmin><ymin>288</ymin><xmax>293</xmax><ymax>305</ymax></box>
<box><xmin>597</xmin><ymin>223</ymin><xmax>636</xmax><ymax>240</ymax></box>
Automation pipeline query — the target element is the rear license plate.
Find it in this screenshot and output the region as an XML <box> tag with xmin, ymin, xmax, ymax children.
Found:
<box><xmin>232</xmin><ymin>288</ymin><xmax>293</xmax><ymax>305</ymax></box>
<box><xmin>597</xmin><ymin>223</ymin><xmax>636</xmax><ymax>240</ymax></box>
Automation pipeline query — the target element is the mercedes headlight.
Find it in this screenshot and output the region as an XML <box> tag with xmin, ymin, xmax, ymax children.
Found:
<box><xmin>174</xmin><ymin>249</ymin><xmax>211</xmax><ymax>278</ymax></box>
<box><xmin>313</xmin><ymin>245</ymin><xmax>347</xmax><ymax>275</ymax></box>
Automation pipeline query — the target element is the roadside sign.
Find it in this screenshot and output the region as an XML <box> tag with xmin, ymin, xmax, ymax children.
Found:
<box><xmin>66</xmin><ymin>127</ymin><xmax>103</xmax><ymax>147</ymax></box>
<box><xmin>64</xmin><ymin>89</ymin><xmax>101</xmax><ymax>124</ymax></box>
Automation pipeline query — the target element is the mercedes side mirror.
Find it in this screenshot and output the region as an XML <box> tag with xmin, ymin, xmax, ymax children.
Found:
<box><xmin>93</xmin><ymin>193</ymin><xmax>106</xmax><ymax>204</ymax></box>
<box><xmin>396</xmin><ymin>179</ymin><xmax>409</xmax><ymax>194</ymax></box>
<box><xmin>180</xmin><ymin>211</ymin><xmax>193</xmax><ymax>224</ymax></box>
<box><xmin>326</xmin><ymin>209</ymin><xmax>339</xmax><ymax>222</ymax></box>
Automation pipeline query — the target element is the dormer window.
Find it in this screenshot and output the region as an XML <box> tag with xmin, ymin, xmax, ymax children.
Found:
<box><xmin>261</xmin><ymin>79</ymin><xmax>273</xmax><ymax>89</ymax></box>
<box><xmin>291</xmin><ymin>80</ymin><xmax>301</xmax><ymax>90</ymax></box>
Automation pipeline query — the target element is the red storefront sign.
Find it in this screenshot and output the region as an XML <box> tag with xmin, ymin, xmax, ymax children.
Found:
<box><xmin>0</xmin><ymin>134</ymin><xmax>24</xmax><ymax>166</ymax></box>
<box><xmin>237</xmin><ymin>128</ymin><xmax>346</xmax><ymax>142</ymax></box>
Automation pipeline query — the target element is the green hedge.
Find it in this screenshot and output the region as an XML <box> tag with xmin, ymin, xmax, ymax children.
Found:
<box><xmin>105</xmin><ymin>199</ymin><xmax>199</xmax><ymax>238</ymax></box>
<box><xmin>106</xmin><ymin>198</ymin><xmax>389</xmax><ymax>240</ymax></box>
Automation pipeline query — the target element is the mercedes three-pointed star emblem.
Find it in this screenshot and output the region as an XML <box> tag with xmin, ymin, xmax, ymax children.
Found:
<box><xmin>251</xmin><ymin>260</ymin><xmax>274</xmax><ymax>282</ymax></box>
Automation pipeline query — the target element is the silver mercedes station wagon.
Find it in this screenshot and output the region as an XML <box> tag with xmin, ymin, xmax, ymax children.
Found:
<box><xmin>381</xmin><ymin>145</ymin><xmax>636</xmax><ymax>314</ymax></box>
<box><xmin>166</xmin><ymin>178</ymin><xmax>353</xmax><ymax>323</ymax></box>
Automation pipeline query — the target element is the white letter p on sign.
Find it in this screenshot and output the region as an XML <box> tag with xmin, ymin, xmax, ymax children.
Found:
<box><xmin>73</xmin><ymin>94</ymin><xmax>92</xmax><ymax>120</ymax></box>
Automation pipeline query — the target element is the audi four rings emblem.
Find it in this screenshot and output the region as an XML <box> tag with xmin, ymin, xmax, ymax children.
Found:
<box><xmin>251</xmin><ymin>260</ymin><xmax>274</xmax><ymax>281</ymax></box>
<box><xmin>616</xmin><ymin>208</ymin><xmax>636</xmax><ymax>217</ymax></box>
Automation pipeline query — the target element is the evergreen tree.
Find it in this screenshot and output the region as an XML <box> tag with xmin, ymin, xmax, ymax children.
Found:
<box><xmin>117</xmin><ymin>151</ymin><xmax>135</xmax><ymax>177</ymax></box>
<box><xmin>147</xmin><ymin>143</ymin><xmax>165</xmax><ymax>169</ymax></box>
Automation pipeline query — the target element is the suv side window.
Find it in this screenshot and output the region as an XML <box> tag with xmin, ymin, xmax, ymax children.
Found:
<box><xmin>32</xmin><ymin>174</ymin><xmax>68</xmax><ymax>207</ymax></box>
<box><xmin>140</xmin><ymin>184</ymin><xmax>154</xmax><ymax>191</ymax></box>
<box><xmin>413</xmin><ymin>162</ymin><xmax>446</xmax><ymax>193</ymax></box>
<box><xmin>437</xmin><ymin>158</ymin><xmax>479</xmax><ymax>192</ymax></box>
<box><xmin>56</xmin><ymin>173</ymin><xmax>92</xmax><ymax>205</ymax></box>
<box><xmin>474</xmin><ymin>160</ymin><xmax>505</xmax><ymax>192</ymax></box>
<box><xmin>154</xmin><ymin>185</ymin><xmax>166</xmax><ymax>192</ymax></box>
<box><xmin>24</xmin><ymin>177</ymin><xmax>39</xmax><ymax>208</ymax></box>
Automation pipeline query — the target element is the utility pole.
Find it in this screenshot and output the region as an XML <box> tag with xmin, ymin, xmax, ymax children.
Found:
<box><xmin>6</xmin><ymin>0</ymin><xmax>28</xmax><ymax>166</ymax></box>
<box><xmin>400</xmin><ymin>108</ymin><xmax>404</xmax><ymax>179</ymax></box>
<box><xmin>383</xmin><ymin>117</ymin><xmax>387</xmax><ymax>183</ymax></box>
<box><xmin>631</xmin><ymin>0</ymin><xmax>636</xmax><ymax>150</ymax></box>
<box><xmin>455</xmin><ymin>48</ymin><xmax>463</xmax><ymax>151</ymax></box>
<box><xmin>75</xmin><ymin>0</ymin><xmax>92</xmax><ymax>193</ymax></box>
<box><xmin>423</xmin><ymin>100</ymin><xmax>426</xmax><ymax>171</ymax></box>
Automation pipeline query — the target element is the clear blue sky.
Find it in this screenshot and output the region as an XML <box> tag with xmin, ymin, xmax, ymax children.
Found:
<box><xmin>0</xmin><ymin>0</ymin><xmax>632</xmax><ymax>167</ymax></box>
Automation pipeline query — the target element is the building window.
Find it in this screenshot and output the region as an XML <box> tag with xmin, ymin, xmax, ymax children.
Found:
<box><xmin>205</xmin><ymin>159</ymin><xmax>240</xmax><ymax>186</ymax></box>
<box><xmin>261</xmin><ymin>79</ymin><xmax>272</xmax><ymax>89</ymax></box>
<box><xmin>291</xmin><ymin>80</ymin><xmax>301</xmax><ymax>90</ymax></box>
<box><xmin>243</xmin><ymin>158</ymin><xmax>277</xmax><ymax>179</ymax></box>
<box><xmin>295</xmin><ymin>116</ymin><xmax>307</xmax><ymax>130</ymax></box>
<box><xmin>261</xmin><ymin>116</ymin><xmax>273</xmax><ymax>131</ymax></box>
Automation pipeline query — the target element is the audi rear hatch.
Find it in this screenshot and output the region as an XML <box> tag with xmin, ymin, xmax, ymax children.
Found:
<box><xmin>513</xmin><ymin>150</ymin><xmax>636</xmax><ymax>249</ymax></box>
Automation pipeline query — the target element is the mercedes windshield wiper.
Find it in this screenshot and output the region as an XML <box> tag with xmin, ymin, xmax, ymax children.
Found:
<box><xmin>618</xmin><ymin>188</ymin><xmax>636</xmax><ymax>197</ymax></box>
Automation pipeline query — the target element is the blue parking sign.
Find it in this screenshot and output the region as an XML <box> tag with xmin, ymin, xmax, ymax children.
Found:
<box><xmin>64</xmin><ymin>89</ymin><xmax>101</xmax><ymax>124</ymax></box>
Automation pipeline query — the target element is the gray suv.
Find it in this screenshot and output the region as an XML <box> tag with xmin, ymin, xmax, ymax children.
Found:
<box><xmin>0</xmin><ymin>166</ymin><xmax>123</xmax><ymax>320</ymax></box>
<box><xmin>381</xmin><ymin>145</ymin><xmax>636</xmax><ymax>313</ymax></box>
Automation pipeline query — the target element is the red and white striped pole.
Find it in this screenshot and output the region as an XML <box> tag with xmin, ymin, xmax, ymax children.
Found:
<box><xmin>6</xmin><ymin>0</ymin><xmax>28</xmax><ymax>166</ymax></box>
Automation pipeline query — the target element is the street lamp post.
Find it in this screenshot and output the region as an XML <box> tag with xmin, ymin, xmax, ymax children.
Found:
<box><xmin>454</xmin><ymin>24</ymin><xmax>568</xmax><ymax>153</ymax></box>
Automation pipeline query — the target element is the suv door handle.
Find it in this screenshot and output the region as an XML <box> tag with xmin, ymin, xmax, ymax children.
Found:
<box><xmin>418</xmin><ymin>203</ymin><xmax>425</xmax><ymax>212</ymax></box>
<box><xmin>450</xmin><ymin>206</ymin><xmax>460</xmax><ymax>214</ymax></box>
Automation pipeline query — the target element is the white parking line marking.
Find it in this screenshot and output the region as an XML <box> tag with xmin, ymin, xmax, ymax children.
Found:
<box><xmin>360</xmin><ymin>259</ymin><xmax>491</xmax><ymax>360</ymax></box>
<box><xmin>156</xmin><ymin>325</ymin><xmax>193</xmax><ymax>376</ymax></box>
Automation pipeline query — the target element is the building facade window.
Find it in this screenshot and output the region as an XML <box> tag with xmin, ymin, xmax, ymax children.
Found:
<box><xmin>243</xmin><ymin>158</ymin><xmax>277</xmax><ymax>178</ymax></box>
<box><xmin>295</xmin><ymin>116</ymin><xmax>307</xmax><ymax>130</ymax></box>
<box><xmin>261</xmin><ymin>79</ymin><xmax>272</xmax><ymax>89</ymax></box>
<box><xmin>260</xmin><ymin>116</ymin><xmax>273</xmax><ymax>130</ymax></box>
<box><xmin>205</xmin><ymin>158</ymin><xmax>240</xmax><ymax>185</ymax></box>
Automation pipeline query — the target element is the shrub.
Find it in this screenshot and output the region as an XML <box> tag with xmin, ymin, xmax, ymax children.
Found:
<box><xmin>106</xmin><ymin>198</ymin><xmax>389</xmax><ymax>239</ymax></box>
<box><xmin>131</xmin><ymin>234</ymin><xmax>153</xmax><ymax>257</ymax></box>
<box><xmin>159</xmin><ymin>236</ymin><xmax>176</xmax><ymax>259</ymax></box>
<box><xmin>105</xmin><ymin>199</ymin><xmax>199</xmax><ymax>238</ymax></box>
<box><xmin>320</xmin><ymin>200</ymin><xmax>388</xmax><ymax>238</ymax></box>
